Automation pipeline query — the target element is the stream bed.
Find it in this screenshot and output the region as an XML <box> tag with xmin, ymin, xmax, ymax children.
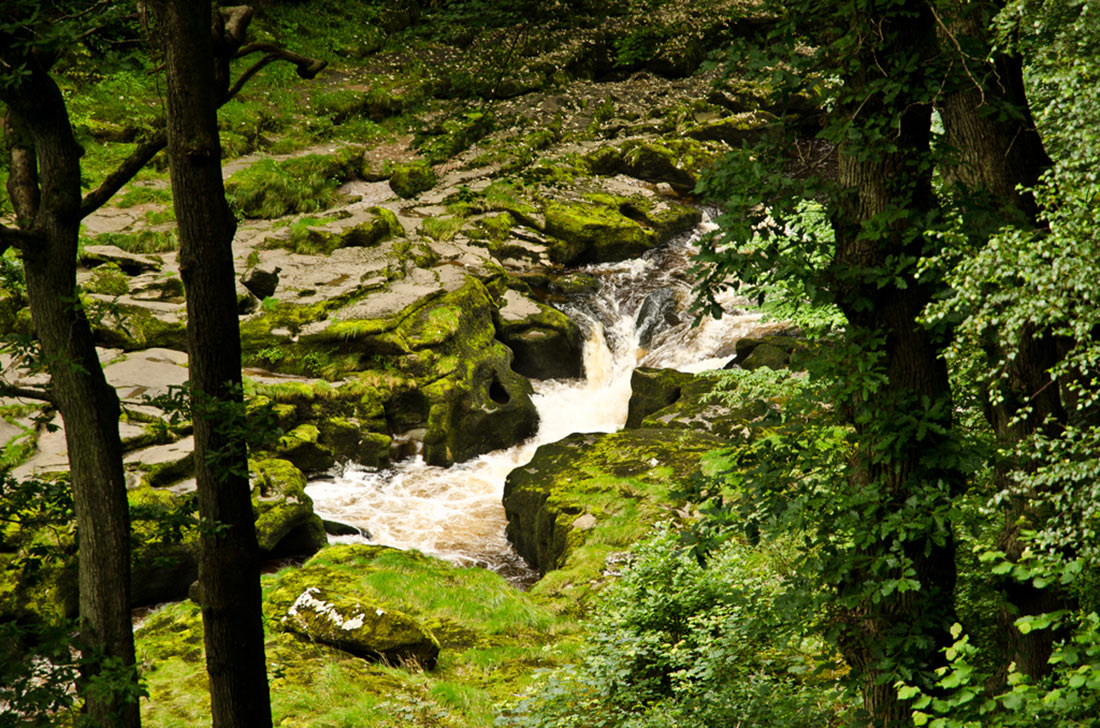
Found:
<box><xmin>305</xmin><ymin>218</ymin><xmax>769</xmax><ymax>583</ymax></box>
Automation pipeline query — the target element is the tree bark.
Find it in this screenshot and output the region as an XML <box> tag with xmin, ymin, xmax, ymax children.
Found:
<box><xmin>1</xmin><ymin>62</ymin><xmax>139</xmax><ymax>728</ymax></box>
<box><xmin>936</xmin><ymin>0</ymin><xmax>1069</xmax><ymax>680</ymax></box>
<box><xmin>150</xmin><ymin>2</ymin><xmax>273</xmax><ymax>725</ymax></box>
<box><xmin>826</xmin><ymin>3</ymin><xmax>962</xmax><ymax>724</ymax></box>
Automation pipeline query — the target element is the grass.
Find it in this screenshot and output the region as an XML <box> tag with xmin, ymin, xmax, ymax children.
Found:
<box><xmin>420</xmin><ymin>216</ymin><xmax>466</xmax><ymax>241</ymax></box>
<box><xmin>93</xmin><ymin>229</ymin><xmax>179</xmax><ymax>254</ymax></box>
<box><xmin>225</xmin><ymin>148</ymin><xmax>363</xmax><ymax>219</ymax></box>
<box><xmin>135</xmin><ymin>544</ymin><xmax>581</xmax><ymax>728</ymax></box>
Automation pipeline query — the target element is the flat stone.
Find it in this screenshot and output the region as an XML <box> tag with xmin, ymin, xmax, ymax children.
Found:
<box><xmin>103</xmin><ymin>348</ymin><xmax>190</xmax><ymax>402</ymax></box>
<box><xmin>80</xmin><ymin>245</ymin><xmax>163</xmax><ymax>274</ymax></box>
<box><xmin>498</xmin><ymin>289</ymin><xmax>543</xmax><ymax>322</ymax></box>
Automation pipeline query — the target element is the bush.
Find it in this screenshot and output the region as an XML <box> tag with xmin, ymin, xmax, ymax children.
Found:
<box><xmin>499</xmin><ymin>526</ymin><xmax>845</xmax><ymax>728</ymax></box>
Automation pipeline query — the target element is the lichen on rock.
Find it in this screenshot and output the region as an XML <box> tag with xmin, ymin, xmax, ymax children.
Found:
<box><xmin>281</xmin><ymin>585</ymin><xmax>441</xmax><ymax>669</ymax></box>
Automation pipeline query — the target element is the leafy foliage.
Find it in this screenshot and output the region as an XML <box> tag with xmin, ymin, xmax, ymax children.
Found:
<box><xmin>499</xmin><ymin>526</ymin><xmax>844</xmax><ymax>728</ymax></box>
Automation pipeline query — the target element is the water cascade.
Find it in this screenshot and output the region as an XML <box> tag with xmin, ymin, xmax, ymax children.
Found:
<box><xmin>305</xmin><ymin>217</ymin><xmax>771</xmax><ymax>581</ymax></box>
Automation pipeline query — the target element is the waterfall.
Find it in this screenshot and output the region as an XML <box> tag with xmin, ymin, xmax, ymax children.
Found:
<box><xmin>304</xmin><ymin>216</ymin><xmax>767</xmax><ymax>582</ymax></box>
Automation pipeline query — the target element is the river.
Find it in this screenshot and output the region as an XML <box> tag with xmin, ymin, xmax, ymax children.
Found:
<box><xmin>305</xmin><ymin>217</ymin><xmax>769</xmax><ymax>583</ymax></box>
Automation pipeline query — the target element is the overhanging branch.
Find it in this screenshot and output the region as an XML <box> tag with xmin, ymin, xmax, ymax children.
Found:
<box><xmin>80</xmin><ymin>131</ymin><xmax>168</xmax><ymax>219</ymax></box>
<box><xmin>80</xmin><ymin>11</ymin><xmax>325</xmax><ymax>219</ymax></box>
<box><xmin>233</xmin><ymin>42</ymin><xmax>327</xmax><ymax>79</ymax></box>
<box><xmin>0</xmin><ymin>382</ymin><xmax>55</xmax><ymax>404</ymax></box>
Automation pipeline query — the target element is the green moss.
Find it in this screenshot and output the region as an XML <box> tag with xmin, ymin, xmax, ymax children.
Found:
<box><xmin>135</xmin><ymin>539</ymin><xmax>582</xmax><ymax>726</ymax></box>
<box><xmin>226</xmin><ymin>148</ymin><xmax>363</xmax><ymax>219</ymax></box>
<box><xmin>503</xmin><ymin>428</ymin><xmax>726</xmax><ymax>605</ymax></box>
<box><xmin>415</xmin><ymin>109</ymin><xmax>494</xmax><ymax>164</ymax></box>
<box><xmin>137</xmin><ymin>451</ymin><xmax>195</xmax><ymax>489</ymax></box>
<box><xmin>94</xmin><ymin>229</ymin><xmax>179</xmax><ymax>254</ymax></box>
<box><xmin>274</xmin><ymin>423</ymin><xmax>334</xmax><ymax>473</ymax></box>
<box><xmin>115</xmin><ymin>185</ymin><xmax>172</xmax><ymax>208</ymax></box>
<box><xmin>420</xmin><ymin>215</ymin><xmax>465</xmax><ymax>241</ymax></box>
<box><xmin>389</xmin><ymin>161</ymin><xmax>438</xmax><ymax>199</ymax></box>
<box><xmin>90</xmin><ymin>302</ymin><xmax>188</xmax><ymax>351</ymax></box>
<box><xmin>543</xmin><ymin>199</ymin><xmax>654</xmax><ymax>265</ymax></box>
<box><xmin>86</xmin><ymin>262</ymin><xmax>131</xmax><ymax>296</ymax></box>
<box><xmin>280</xmin><ymin>207</ymin><xmax>404</xmax><ymax>255</ymax></box>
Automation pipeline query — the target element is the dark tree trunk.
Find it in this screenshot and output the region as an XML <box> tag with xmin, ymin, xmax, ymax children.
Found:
<box><xmin>936</xmin><ymin>0</ymin><xmax>1070</xmax><ymax>681</ymax></box>
<box><xmin>826</xmin><ymin>3</ymin><xmax>962</xmax><ymax>724</ymax></box>
<box><xmin>150</xmin><ymin>2</ymin><xmax>274</xmax><ymax>725</ymax></box>
<box><xmin>1</xmin><ymin>64</ymin><xmax>139</xmax><ymax>728</ymax></box>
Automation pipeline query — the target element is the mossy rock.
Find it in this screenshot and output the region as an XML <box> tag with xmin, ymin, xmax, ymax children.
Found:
<box><xmin>543</xmin><ymin>200</ymin><xmax>654</xmax><ymax>265</ymax></box>
<box><xmin>85</xmin><ymin>262</ymin><xmax>131</xmax><ymax>296</ymax></box>
<box><xmin>251</xmin><ymin>457</ymin><xmax>328</xmax><ymax>557</ymax></box>
<box><xmin>273</xmin><ymin>424</ymin><xmax>334</xmax><ymax>474</ymax></box>
<box><xmin>734</xmin><ymin>334</ymin><xmax>805</xmax><ymax>371</ymax></box>
<box><xmin>309</xmin><ymin>277</ymin><xmax>539</xmax><ymax>465</ymax></box>
<box><xmin>586</xmin><ymin>138</ymin><xmax>715</xmax><ymax>193</ymax></box>
<box><xmin>226</xmin><ymin>149</ymin><xmax>362</xmax><ymax>219</ymax></box>
<box><xmin>493</xmin><ymin>289</ymin><xmax>584</xmax><ymax>380</ymax></box>
<box><xmin>625</xmin><ymin>366</ymin><xmax>696</xmax><ymax>428</ymax></box>
<box><xmin>91</xmin><ymin>302</ymin><xmax>187</xmax><ymax>351</ymax></box>
<box><xmin>389</xmin><ymin>161</ymin><xmax>438</xmax><ymax>199</ymax></box>
<box><xmin>685</xmin><ymin>110</ymin><xmax>777</xmax><ymax>146</ymax></box>
<box><xmin>503</xmin><ymin>428</ymin><xmax>723</xmax><ymax>576</ymax></box>
<box><xmin>312</xmin><ymin>89</ymin><xmax>371</xmax><ymax>123</ymax></box>
<box><xmin>639</xmin><ymin>374</ymin><xmax>770</xmax><ymax>440</ymax></box>
<box><xmin>0</xmin><ymin>285</ymin><xmax>29</xmax><ymax>335</ymax></box>
<box><xmin>281</xmin><ymin>586</ymin><xmax>440</xmax><ymax>669</ymax></box>
<box><xmin>283</xmin><ymin>207</ymin><xmax>404</xmax><ymax>255</ymax></box>
<box><xmin>136</xmin><ymin>542</ymin><xmax>572</xmax><ymax>726</ymax></box>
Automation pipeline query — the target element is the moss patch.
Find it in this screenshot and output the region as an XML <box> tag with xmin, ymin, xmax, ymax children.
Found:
<box><xmin>136</xmin><ymin>545</ymin><xmax>580</xmax><ymax>727</ymax></box>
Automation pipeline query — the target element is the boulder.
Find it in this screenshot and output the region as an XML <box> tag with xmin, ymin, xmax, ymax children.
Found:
<box><xmin>251</xmin><ymin>457</ymin><xmax>328</xmax><ymax>557</ymax></box>
<box><xmin>637</xmin><ymin>374</ymin><xmax>769</xmax><ymax>440</ymax></box>
<box><xmin>684</xmin><ymin>110</ymin><xmax>776</xmax><ymax>146</ymax></box>
<box><xmin>274</xmin><ymin>424</ymin><xmax>335</xmax><ymax>473</ymax></box>
<box><xmin>634</xmin><ymin>288</ymin><xmax>679</xmax><ymax>349</ymax></box>
<box><xmin>503</xmin><ymin>427</ymin><xmax>723</xmax><ymax>574</ymax></box>
<box><xmin>281</xmin><ymin>586</ymin><xmax>440</xmax><ymax>668</ymax></box>
<box><xmin>91</xmin><ymin>302</ymin><xmax>188</xmax><ymax>351</ymax></box>
<box><xmin>305</xmin><ymin>276</ymin><xmax>540</xmax><ymax>465</ymax></box>
<box><xmin>731</xmin><ymin>333</ymin><xmax>805</xmax><ymax>371</ymax></box>
<box><xmin>625</xmin><ymin>366</ymin><xmax>695</xmax><ymax>428</ymax></box>
<box><xmin>283</xmin><ymin>207</ymin><xmax>404</xmax><ymax>255</ymax></box>
<box><xmin>493</xmin><ymin>289</ymin><xmax>584</xmax><ymax>380</ymax></box>
<box><xmin>389</xmin><ymin>161</ymin><xmax>437</xmax><ymax>199</ymax></box>
<box><xmin>79</xmin><ymin>244</ymin><xmax>162</xmax><ymax>274</ymax></box>
<box><xmin>241</xmin><ymin>264</ymin><xmax>282</xmax><ymax>300</ymax></box>
<box><xmin>544</xmin><ymin>200</ymin><xmax>654</xmax><ymax>264</ymax></box>
<box><xmin>586</xmin><ymin>139</ymin><xmax>713</xmax><ymax>194</ymax></box>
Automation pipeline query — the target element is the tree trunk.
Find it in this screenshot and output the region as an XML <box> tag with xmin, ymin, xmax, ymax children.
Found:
<box><xmin>1</xmin><ymin>64</ymin><xmax>139</xmax><ymax>728</ymax></box>
<box><xmin>936</xmin><ymin>0</ymin><xmax>1069</xmax><ymax>680</ymax></box>
<box><xmin>151</xmin><ymin>2</ymin><xmax>274</xmax><ymax>725</ymax></box>
<box><xmin>827</xmin><ymin>3</ymin><xmax>962</xmax><ymax>724</ymax></box>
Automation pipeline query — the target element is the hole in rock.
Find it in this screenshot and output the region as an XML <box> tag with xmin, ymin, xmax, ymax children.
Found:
<box><xmin>489</xmin><ymin>378</ymin><xmax>510</xmax><ymax>405</ymax></box>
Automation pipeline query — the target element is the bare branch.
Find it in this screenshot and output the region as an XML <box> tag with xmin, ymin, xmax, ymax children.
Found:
<box><xmin>0</xmin><ymin>382</ymin><xmax>55</xmax><ymax>404</ymax></box>
<box><xmin>58</xmin><ymin>0</ymin><xmax>112</xmax><ymax>23</ymax></box>
<box><xmin>223</xmin><ymin>53</ymin><xmax>276</xmax><ymax>103</ymax></box>
<box><xmin>80</xmin><ymin>131</ymin><xmax>167</xmax><ymax>219</ymax></box>
<box><xmin>233</xmin><ymin>42</ymin><xmax>327</xmax><ymax>79</ymax></box>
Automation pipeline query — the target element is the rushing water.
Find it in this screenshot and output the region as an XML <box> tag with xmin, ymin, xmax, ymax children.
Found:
<box><xmin>305</xmin><ymin>217</ymin><xmax>770</xmax><ymax>582</ymax></box>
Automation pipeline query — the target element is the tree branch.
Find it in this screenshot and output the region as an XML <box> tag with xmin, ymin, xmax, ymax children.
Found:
<box><xmin>79</xmin><ymin>10</ymin><xmax>324</xmax><ymax>219</ymax></box>
<box><xmin>0</xmin><ymin>382</ymin><xmax>55</xmax><ymax>404</ymax></box>
<box><xmin>233</xmin><ymin>42</ymin><xmax>327</xmax><ymax>79</ymax></box>
<box><xmin>0</xmin><ymin>222</ymin><xmax>44</xmax><ymax>251</ymax></box>
<box><xmin>80</xmin><ymin>131</ymin><xmax>167</xmax><ymax>219</ymax></box>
